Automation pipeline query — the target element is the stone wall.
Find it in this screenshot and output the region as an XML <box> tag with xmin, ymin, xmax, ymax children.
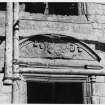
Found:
<box><xmin>87</xmin><ymin>2</ymin><xmax>105</xmax><ymax>104</ymax></box>
<box><xmin>0</xmin><ymin>74</ymin><xmax>12</xmax><ymax>104</ymax></box>
<box><xmin>0</xmin><ymin>2</ymin><xmax>105</xmax><ymax>104</ymax></box>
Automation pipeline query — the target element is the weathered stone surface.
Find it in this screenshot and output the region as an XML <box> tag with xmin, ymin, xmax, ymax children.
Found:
<box><xmin>72</xmin><ymin>24</ymin><xmax>92</xmax><ymax>34</ymax></box>
<box><xmin>20</xmin><ymin>35</ymin><xmax>97</xmax><ymax>61</ymax></box>
<box><xmin>20</xmin><ymin>20</ymin><xmax>92</xmax><ymax>34</ymax></box>
<box><xmin>95</xmin><ymin>15</ymin><xmax>105</xmax><ymax>23</ymax></box>
<box><xmin>88</xmin><ymin>15</ymin><xmax>105</xmax><ymax>23</ymax></box>
<box><xmin>91</xmin><ymin>23</ymin><xmax>105</xmax><ymax>29</ymax></box>
<box><xmin>0</xmin><ymin>84</ymin><xmax>12</xmax><ymax>93</ymax></box>
<box><xmin>20</xmin><ymin>12</ymin><xmax>88</xmax><ymax>23</ymax></box>
<box><xmin>19</xmin><ymin>20</ymin><xmax>101</xmax><ymax>42</ymax></box>
<box><xmin>99</xmin><ymin>96</ymin><xmax>105</xmax><ymax>104</ymax></box>
<box><xmin>83</xmin><ymin>96</ymin><xmax>91</xmax><ymax>104</ymax></box>
<box><xmin>87</xmin><ymin>3</ymin><xmax>105</xmax><ymax>15</ymax></box>
<box><xmin>87</xmin><ymin>3</ymin><xmax>105</xmax><ymax>23</ymax></box>
<box><xmin>92</xmin><ymin>83</ymin><xmax>105</xmax><ymax>96</ymax></box>
<box><xmin>0</xmin><ymin>38</ymin><xmax>5</xmax><ymax>70</ymax></box>
<box><xmin>0</xmin><ymin>74</ymin><xmax>11</xmax><ymax>103</ymax></box>
<box><xmin>0</xmin><ymin>74</ymin><xmax>12</xmax><ymax>93</ymax></box>
<box><xmin>0</xmin><ymin>11</ymin><xmax>5</xmax><ymax>27</ymax></box>
<box><xmin>0</xmin><ymin>94</ymin><xmax>11</xmax><ymax>104</ymax></box>
<box><xmin>92</xmin><ymin>29</ymin><xmax>105</xmax><ymax>42</ymax></box>
<box><xmin>0</xmin><ymin>2</ymin><xmax>105</xmax><ymax>104</ymax></box>
<box><xmin>95</xmin><ymin>76</ymin><xmax>105</xmax><ymax>83</ymax></box>
<box><xmin>97</xmin><ymin>51</ymin><xmax>105</xmax><ymax>67</ymax></box>
<box><xmin>91</xmin><ymin>96</ymin><xmax>100</xmax><ymax>104</ymax></box>
<box><xmin>0</xmin><ymin>27</ymin><xmax>5</xmax><ymax>36</ymax></box>
<box><xmin>0</xmin><ymin>41</ymin><xmax>5</xmax><ymax>58</ymax></box>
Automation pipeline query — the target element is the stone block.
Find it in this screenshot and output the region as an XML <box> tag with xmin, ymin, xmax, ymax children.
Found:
<box><xmin>73</xmin><ymin>24</ymin><xmax>92</xmax><ymax>34</ymax></box>
<box><xmin>87</xmin><ymin>3</ymin><xmax>105</xmax><ymax>15</ymax></box>
<box><xmin>0</xmin><ymin>94</ymin><xmax>11</xmax><ymax>104</ymax></box>
<box><xmin>95</xmin><ymin>15</ymin><xmax>105</xmax><ymax>23</ymax></box>
<box><xmin>95</xmin><ymin>76</ymin><xmax>105</xmax><ymax>83</ymax></box>
<box><xmin>83</xmin><ymin>96</ymin><xmax>91</xmax><ymax>104</ymax></box>
<box><xmin>91</xmin><ymin>23</ymin><xmax>104</xmax><ymax>29</ymax></box>
<box><xmin>87</xmin><ymin>14</ymin><xmax>105</xmax><ymax>23</ymax></box>
<box><xmin>0</xmin><ymin>74</ymin><xmax>12</xmax><ymax>93</ymax></box>
<box><xmin>94</xmin><ymin>3</ymin><xmax>105</xmax><ymax>15</ymax></box>
<box><xmin>92</xmin><ymin>83</ymin><xmax>105</xmax><ymax>96</ymax></box>
<box><xmin>87</xmin><ymin>3</ymin><xmax>98</xmax><ymax>15</ymax></box>
<box><xmin>91</xmin><ymin>96</ymin><xmax>100</xmax><ymax>104</ymax></box>
<box><xmin>92</xmin><ymin>29</ymin><xmax>105</xmax><ymax>42</ymax></box>
<box><xmin>1</xmin><ymin>85</ymin><xmax>12</xmax><ymax>93</ymax></box>
<box><xmin>99</xmin><ymin>96</ymin><xmax>105</xmax><ymax>104</ymax></box>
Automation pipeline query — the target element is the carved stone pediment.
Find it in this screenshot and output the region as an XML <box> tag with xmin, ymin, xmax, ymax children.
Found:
<box><xmin>19</xmin><ymin>34</ymin><xmax>100</xmax><ymax>62</ymax></box>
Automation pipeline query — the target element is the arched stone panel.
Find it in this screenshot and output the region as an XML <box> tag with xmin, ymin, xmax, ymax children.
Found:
<box><xmin>20</xmin><ymin>34</ymin><xmax>100</xmax><ymax>61</ymax></box>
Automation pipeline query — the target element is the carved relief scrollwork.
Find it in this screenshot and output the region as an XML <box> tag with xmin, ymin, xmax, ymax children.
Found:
<box><xmin>20</xmin><ymin>37</ymin><xmax>95</xmax><ymax>61</ymax></box>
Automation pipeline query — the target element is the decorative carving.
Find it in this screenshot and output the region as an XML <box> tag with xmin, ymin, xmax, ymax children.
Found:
<box><xmin>20</xmin><ymin>34</ymin><xmax>99</xmax><ymax>61</ymax></box>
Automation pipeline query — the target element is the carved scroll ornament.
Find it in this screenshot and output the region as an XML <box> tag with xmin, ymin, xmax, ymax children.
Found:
<box><xmin>20</xmin><ymin>34</ymin><xmax>99</xmax><ymax>61</ymax></box>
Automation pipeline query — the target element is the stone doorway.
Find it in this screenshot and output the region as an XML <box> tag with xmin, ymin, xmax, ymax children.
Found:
<box><xmin>27</xmin><ymin>81</ymin><xmax>83</xmax><ymax>104</ymax></box>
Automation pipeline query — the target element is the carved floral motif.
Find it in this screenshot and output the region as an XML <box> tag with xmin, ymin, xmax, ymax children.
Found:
<box><xmin>20</xmin><ymin>35</ymin><xmax>95</xmax><ymax>61</ymax></box>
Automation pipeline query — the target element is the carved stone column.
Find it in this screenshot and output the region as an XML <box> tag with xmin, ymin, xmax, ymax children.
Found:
<box><xmin>90</xmin><ymin>76</ymin><xmax>98</xmax><ymax>104</ymax></box>
<box><xmin>12</xmin><ymin>2</ymin><xmax>20</xmax><ymax>104</ymax></box>
<box><xmin>4</xmin><ymin>2</ymin><xmax>13</xmax><ymax>85</ymax></box>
